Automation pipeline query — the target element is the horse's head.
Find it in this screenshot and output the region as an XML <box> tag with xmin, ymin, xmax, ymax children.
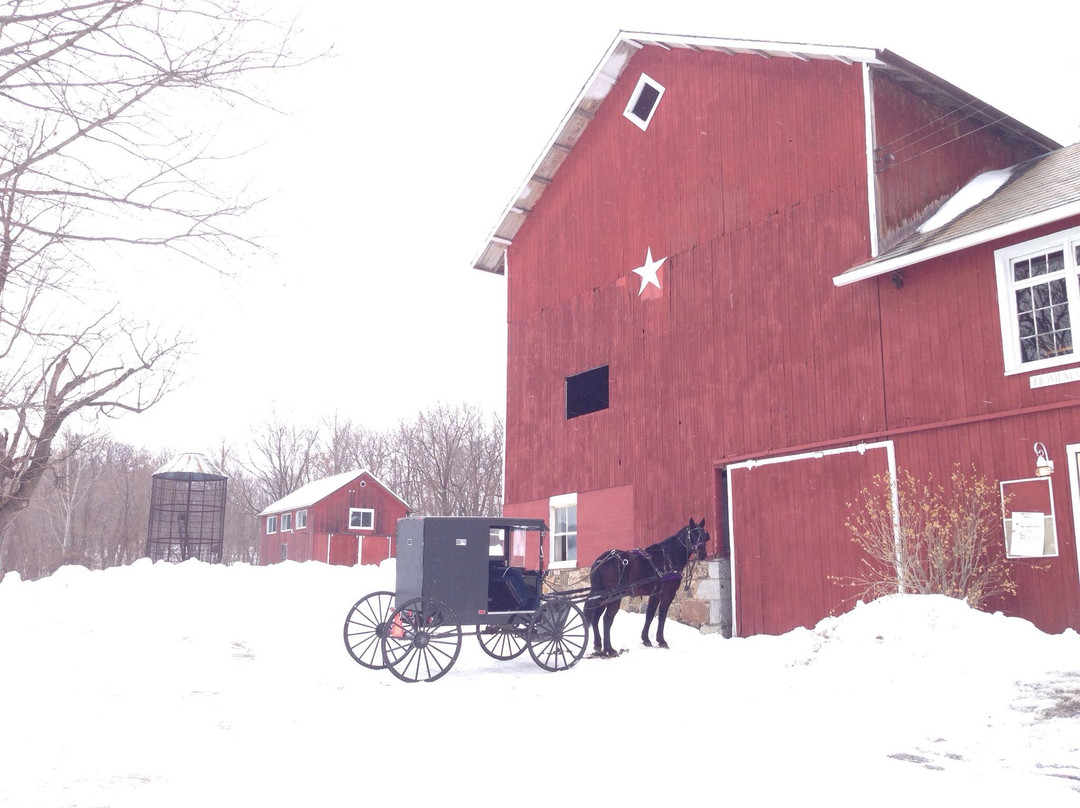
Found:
<box><xmin>685</xmin><ymin>518</ymin><xmax>709</xmax><ymax>560</ymax></box>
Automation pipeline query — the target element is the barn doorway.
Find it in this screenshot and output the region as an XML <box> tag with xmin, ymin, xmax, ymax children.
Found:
<box><xmin>725</xmin><ymin>441</ymin><xmax>895</xmax><ymax>637</ymax></box>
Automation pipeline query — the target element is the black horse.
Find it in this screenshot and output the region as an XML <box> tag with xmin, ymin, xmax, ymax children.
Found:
<box><xmin>584</xmin><ymin>518</ymin><xmax>709</xmax><ymax>657</ymax></box>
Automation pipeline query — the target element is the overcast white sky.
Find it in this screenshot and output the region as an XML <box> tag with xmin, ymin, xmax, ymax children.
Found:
<box><xmin>102</xmin><ymin>0</ymin><xmax>1080</xmax><ymax>454</ymax></box>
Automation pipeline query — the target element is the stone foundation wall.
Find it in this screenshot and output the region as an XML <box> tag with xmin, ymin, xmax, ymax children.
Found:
<box><xmin>546</xmin><ymin>557</ymin><xmax>732</xmax><ymax>638</ymax></box>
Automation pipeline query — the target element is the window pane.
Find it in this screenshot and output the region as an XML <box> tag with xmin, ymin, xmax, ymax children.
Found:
<box><xmin>1059</xmin><ymin>330</ymin><xmax>1073</xmax><ymax>355</ymax></box>
<box><xmin>1049</xmin><ymin>250</ymin><xmax>1065</xmax><ymax>272</ymax></box>
<box><xmin>1016</xmin><ymin>287</ymin><xmax>1032</xmax><ymax>313</ymax></box>
<box><xmin>1014</xmin><ymin>259</ymin><xmax>1030</xmax><ymax>281</ymax></box>
<box><xmin>1020</xmin><ymin>335</ymin><xmax>1038</xmax><ymax>362</ymax></box>
<box><xmin>1054</xmin><ymin>304</ymin><xmax>1071</xmax><ymax>331</ymax></box>
<box><xmin>1051</xmin><ymin>278</ymin><xmax>1068</xmax><ymax>304</ymax></box>
<box><xmin>1033</xmin><ymin>283</ymin><xmax>1050</xmax><ymax>309</ymax></box>
<box><xmin>1038</xmin><ymin>334</ymin><xmax>1057</xmax><ymax>359</ymax></box>
<box><xmin>1031</xmin><ymin>255</ymin><xmax>1048</xmax><ymax>276</ymax></box>
<box><xmin>1018</xmin><ymin>311</ymin><xmax>1035</xmax><ymax>337</ymax></box>
<box><xmin>1035</xmin><ymin>308</ymin><xmax>1052</xmax><ymax>334</ymax></box>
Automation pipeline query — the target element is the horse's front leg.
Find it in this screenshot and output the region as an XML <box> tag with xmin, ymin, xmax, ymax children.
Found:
<box><xmin>641</xmin><ymin>595</ymin><xmax>659</xmax><ymax>646</ymax></box>
<box><xmin>585</xmin><ymin>601</ymin><xmax>603</xmax><ymax>654</ymax></box>
<box><xmin>601</xmin><ymin>602</ymin><xmax>619</xmax><ymax>656</ymax></box>
<box><xmin>655</xmin><ymin>592</ymin><xmax>674</xmax><ymax>649</ymax></box>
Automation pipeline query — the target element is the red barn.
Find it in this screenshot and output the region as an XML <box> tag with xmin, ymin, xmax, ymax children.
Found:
<box><xmin>258</xmin><ymin>470</ymin><xmax>410</xmax><ymax>567</ymax></box>
<box><xmin>473</xmin><ymin>32</ymin><xmax>1080</xmax><ymax>636</ymax></box>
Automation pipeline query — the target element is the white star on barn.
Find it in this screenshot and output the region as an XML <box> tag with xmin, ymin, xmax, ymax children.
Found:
<box><xmin>631</xmin><ymin>247</ymin><xmax>667</xmax><ymax>295</ymax></box>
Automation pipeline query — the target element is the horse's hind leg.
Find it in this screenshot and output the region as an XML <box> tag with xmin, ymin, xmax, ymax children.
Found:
<box><xmin>641</xmin><ymin>595</ymin><xmax>659</xmax><ymax>647</ymax></box>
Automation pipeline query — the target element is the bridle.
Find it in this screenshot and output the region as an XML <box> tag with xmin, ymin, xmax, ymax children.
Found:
<box><xmin>679</xmin><ymin>524</ymin><xmax>709</xmax><ymax>591</ymax></box>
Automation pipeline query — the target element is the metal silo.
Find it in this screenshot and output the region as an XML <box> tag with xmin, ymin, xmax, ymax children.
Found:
<box><xmin>146</xmin><ymin>453</ymin><xmax>227</xmax><ymax>563</ymax></box>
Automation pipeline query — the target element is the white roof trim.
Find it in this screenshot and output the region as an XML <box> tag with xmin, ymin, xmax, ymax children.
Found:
<box><xmin>833</xmin><ymin>200</ymin><xmax>1080</xmax><ymax>286</ymax></box>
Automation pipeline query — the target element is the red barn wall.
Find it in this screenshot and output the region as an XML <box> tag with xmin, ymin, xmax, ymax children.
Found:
<box><xmin>505</xmin><ymin>48</ymin><xmax>879</xmax><ymax>548</ymax></box>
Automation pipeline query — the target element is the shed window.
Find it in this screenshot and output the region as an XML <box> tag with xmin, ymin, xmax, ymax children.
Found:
<box><xmin>349</xmin><ymin>507</ymin><xmax>375</xmax><ymax>531</ymax></box>
<box><xmin>566</xmin><ymin>365</ymin><xmax>609</xmax><ymax>419</ymax></box>
<box><xmin>623</xmin><ymin>73</ymin><xmax>665</xmax><ymax>131</ymax></box>
<box><xmin>266</xmin><ymin>515</ymin><xmax>277</xmax><ymax>534</ymax></box>
<box><xmin>281</xmin><ymin>512</ymin><xmax>293</xmax><ymax>532</ymax></box>
<box><xmin>296</xmin><ymin>509</ymin><xmax>307</xmax><ymax>529</ymax></box>
<box><xmin>280</xmin><ymin>543</ymin><xmax>288</xmax><ymax>561</ymax></box>
<box><xmin>996</xmin><ymin>225</ymin><xmax>1080</xmax><ymax>374</ymax></box>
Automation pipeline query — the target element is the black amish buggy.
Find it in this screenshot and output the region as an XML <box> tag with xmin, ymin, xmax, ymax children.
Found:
<box><xmin>342</xmin><ymin>516</ymin><xmax>588</xmax><ymax>682</ymax></box>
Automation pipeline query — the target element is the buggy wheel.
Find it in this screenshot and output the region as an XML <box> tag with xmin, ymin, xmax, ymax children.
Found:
<box><xmin>382</xmin><ymin>598</ymin><xmax>463</xmax><ymax>683</ymax></box>
<box><xmin>476</xmin><ymin>615</ymin><xmax>529</xmax><ymax>660</ymax></box>
<box><xmin>342</xmin><ymin>591</ymin><xmax>396</xmax><ymax>669</ymax></box>
<box><xmin>526</xmin><ymin>599</ymin><xmax>587</xmax><ymax>672</ymax></box>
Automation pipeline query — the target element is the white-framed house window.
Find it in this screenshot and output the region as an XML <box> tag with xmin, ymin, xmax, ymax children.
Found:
<box><xmin>549</xmin><ymin>493</ymin><xmax>577</xmax><ymax>567</ymax></box>
<box><xmin>266</xmin><ymin>515</ymin><xmax>277</xmax><ymax>534</ymax></box>
<box><xmin>623</xmin><ymin>73</ymin><xmax>665</xmax><ymax>131</ymax></box>
<box><xmin>296</xmin><ymin>509</ymin><xmax>307</xmax><ymax>529</ymax></box>
<box><xmin>349</xmin><ymin>507</ymin><xmax>375</xmax><ymax>531</ymax></box>
<box><xmin>996</xmin><ymin>225</ymin><xmax>1080</xmax><ymax>374</ymax></box>
<box><xmin>280</xmin><ymin>512</ymin><xmax>293</xmax><ymax>532</ymax></box>
<box><xmin>280</xmin><ymin>543</ymin><xmax>288</xmax><ymax>561</ymax></box>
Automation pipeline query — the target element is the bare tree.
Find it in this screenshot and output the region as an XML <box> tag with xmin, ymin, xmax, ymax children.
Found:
<box><xmin>0</xmin><ymin>0</ymin><xmax>302</xmax><ymax>550</ymax></box>
<box><xmin>393</xmin><ymin>402</ymin><xmax>503</xmax><ymax>517</ymax></box>
<box><xmin>314</xmin><ymin>412</ymin><xmax>396</xmax><ymax>480</ymax></box>
<box><xmin>242</xmin><ymin>412</ymin><xmax>317</xmax><ymax>505</ymax></box>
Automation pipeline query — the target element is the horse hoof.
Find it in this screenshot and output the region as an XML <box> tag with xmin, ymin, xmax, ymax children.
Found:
<box><xmin>658</xmin><ymin>641</ymin><xmax>669</xmax><ymax>649</ymax></box>
<box><xmin>642</xmin><ymin>639</ymin><xmax>652</xmax><ymax>647</ymax></box>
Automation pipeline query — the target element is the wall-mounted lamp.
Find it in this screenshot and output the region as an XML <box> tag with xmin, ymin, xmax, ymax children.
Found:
<box><xmin>1034</xmin><ymin>442</ymin><xmax>1055</xmax><ymax>477</ymax></box>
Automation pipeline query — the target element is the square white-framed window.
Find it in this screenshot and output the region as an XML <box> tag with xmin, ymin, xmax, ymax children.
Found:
<box><xmin>266</xmin><ymin>515</ymin><xmax>277</xmax><ymax>534</ymax></box>
<box><xmin>296</xmin><ymin>509</ymin><xmax>307</xmax><ymax>529</ymax></box>
<box><xmin>280</xmin><ymin>512</ymin><xmax>293</xmax><ymax>532</ymax></box>
<box><xmin>623</xmin><ymin>73</ymin><xmax>665</xmax><ymax>131</ymax></box>
<box><xmin>549</xmin><ymin>493</ymin><xmax>577</xmax><ymax>568</ymax></box>
<box><xmin>996</xmin><ymin>225</ymin><xmax>1080</xmax><ymax>375</ymax></box>
<box><xmin>349</xmin><ymin>507</ymin><xmax>375</xmax><ymax>531</ymax></box>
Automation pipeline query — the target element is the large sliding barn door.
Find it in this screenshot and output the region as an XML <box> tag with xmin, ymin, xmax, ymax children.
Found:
<box><xmin>727</xmin><ymin>441</ymin><xmax>895</xmax><ymax>637</ymax></box>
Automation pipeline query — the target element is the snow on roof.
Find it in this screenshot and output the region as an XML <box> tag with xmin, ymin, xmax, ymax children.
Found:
<box><xmin>152</xmin><ymin>452</ymin><xmax>226</xmax><ymax>480</ymax></box>
<box><xmin>258</xmin><ymin>469</ymin><xmax>409</xmax><ymax>516</ymax></box>
<box><xmin>835</xmin><ymin>142</ymin><xmax>1080</xmax><ymax>286</ymax></box>
<box><xmin>916</xmin><ymin>168</ymin><xmax>1015</xmax><ymax>234</ymax></box>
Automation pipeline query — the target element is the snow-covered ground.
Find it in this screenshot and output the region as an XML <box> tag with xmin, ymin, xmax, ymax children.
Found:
<box><xmin>1</xmin><ymin>559</ymin><xmax>1077</xmax><ymax>806</ymax></box>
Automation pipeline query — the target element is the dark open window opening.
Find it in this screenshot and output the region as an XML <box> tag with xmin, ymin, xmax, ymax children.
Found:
<box><xmin>566</xmin><ymin>365</ymin><xmax>609</xmax><ymax>419</ymax></box>
<box><xmin>630</xmin><ymin>82</ymin><xmax>661</xmax><ymax>122</ymax></box>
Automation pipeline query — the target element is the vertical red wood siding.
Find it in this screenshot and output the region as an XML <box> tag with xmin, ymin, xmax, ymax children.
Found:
<box><xmin>730</xmin><ymin>446</ymin><xmax>892</xmax><ymax>636</ymax></box>
<box><xmin>505</xmin><ymin>49</ymin><xmax>877</xmax><ymax>550</ymax></box>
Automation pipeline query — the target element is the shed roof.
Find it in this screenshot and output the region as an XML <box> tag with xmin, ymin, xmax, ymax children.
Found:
<box><xmin>258</xmin><ymin>470</ymin><xmax>410</xmax><ymax>516</ymax></box>
<box><xmin>472</xmin><ymin>30</ymin><xmax>1059</xmax><ymax>275</ymax></box>
<box><xmin>834</xmin><ymin>141</ymin><xmax>1080</xmax><ymax>286</ymax></box>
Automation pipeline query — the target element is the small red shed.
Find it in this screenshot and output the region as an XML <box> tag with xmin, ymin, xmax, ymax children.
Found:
<box><xmin>258</xmin><ymin>470</ymin><xmax>410</xmax><ymax>567</ymax></box>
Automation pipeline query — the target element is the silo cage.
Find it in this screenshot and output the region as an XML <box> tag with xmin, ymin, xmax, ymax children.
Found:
<box><xmin>146</xmin><ymin>460</ymin><xmax>227</xmax><ymax>564</ymax></box>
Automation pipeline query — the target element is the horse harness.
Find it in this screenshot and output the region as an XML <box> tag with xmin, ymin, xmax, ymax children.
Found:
<box><xmin>592</xmin><ymin>524</ymin><xmax>708</xmax><ymax>596</ymax></box>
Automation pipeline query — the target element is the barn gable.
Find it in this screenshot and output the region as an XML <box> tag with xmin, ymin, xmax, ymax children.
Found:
<box><xmin>481</xmin><ymin>31</ymin><xmax>1078</xmax><ymax>637</ymax></box>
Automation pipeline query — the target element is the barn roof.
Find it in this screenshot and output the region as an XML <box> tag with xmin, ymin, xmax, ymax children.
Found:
<box><xmin>472</xmin><ymin>31</ymin><xmax>1059</xmax><ymax>275</ymax></box>
<box><xmin>258</xmin><ymin>469</ymin><xmax>410</xmax><ymax>516</ymax></box>
<box><xmin>834</xmin><ymin>141</ymin><xmax>1080</xmax><ymax>286</ymax></box>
